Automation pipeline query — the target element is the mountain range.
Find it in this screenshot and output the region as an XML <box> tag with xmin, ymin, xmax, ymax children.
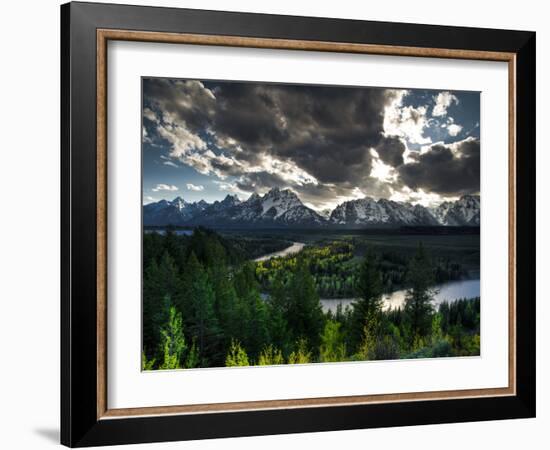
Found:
<box><xmin>143</xmin><ymin>187</ymin><xmax>480</xmax><ymax>228</ymax></box>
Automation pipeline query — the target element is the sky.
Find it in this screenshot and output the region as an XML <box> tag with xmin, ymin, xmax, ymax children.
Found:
<box><xmin>142</xmin><ymin>78</ymin><xmax>480</xmax><ymax>211</ymax></box>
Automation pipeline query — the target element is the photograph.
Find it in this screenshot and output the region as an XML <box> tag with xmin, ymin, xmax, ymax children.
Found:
<box><xmin>141</xmin><ymin>78</ymin><xmax>481</xmax><ymax>370</ymax></box>
<box><xmin>53</xmin><ymin>1</ymin><xmax>537</xmax><ymax>446</ymax></box>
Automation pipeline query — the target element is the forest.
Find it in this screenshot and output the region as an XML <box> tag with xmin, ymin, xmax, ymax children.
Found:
<box><xmin>142</xmin><ymin>227</ymin><xmax>480</xmax><ymax>370</ymax></box>
<box><xmin>255</xmin><ymin>240</ymin><xmax>468</xmax><ymax>298</ymax></box>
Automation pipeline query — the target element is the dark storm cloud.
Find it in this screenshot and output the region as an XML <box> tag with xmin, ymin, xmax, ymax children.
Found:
<box><xmin>144</xmin><ymin>78</ymin><xmax>395</xmax><ymax>186</ymax></box>
<box><xmin>376</xmin><ymin>136</ymin><xmax>406</xmax><ymax>167</ymax></box>
<box><xmin>398</xmin><ymin>138</ymin><xmax>480</xmax><ymax>196</ymax></box>
<box><xmin>209</xmin><ymin>82</ymin><xmax>394</xmax><ymax>189</ymax></box>
<box><xmin>143</xmin><ymin>78</ymin><xmax>480</xmax><ymax>205</ymax></box>
<box><xmin>235</xmin><ymin>171</ymin><xmax>289</xmax><ymax>192</ymax></box>
<box><xmin>143</xmin><ymin>78</ymin><xmax>216</xmax><ymax>131</ymax></box>
<box><xmin>252</xmin><ymin>84</ymin><xmax>390</xmax><ymax>185</ymax></box>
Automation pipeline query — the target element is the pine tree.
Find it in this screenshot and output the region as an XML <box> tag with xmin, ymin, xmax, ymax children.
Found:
<box><xmin>267</xmin><ymin>271</ymin><xmax>291</xmax><ymax>355</ymax></box>
<box><xmin>143</xmin><ymin>253</ymin><xmax>183</xmax><ymax>361</ymax></box>
<box><xmin>288</xmin><ymin>338</ymin><xmax>312</xmax><ymax>364</ymax></box>
<box><xmin>184</xmin><ymin>338</ymin><xmax>200</xmax><ymax>368</ymax></box>
<box><xmin>349</xmin><ymin>251</ymin><xmax>383</xmax><ymax>353</ymax></box>
<box><xmin>158</xmin><ymin>304</ymin><xmax>186</xmax><ymax>370</ymax></box>
<box><xmin>319</xmin><ymin>320</ymin><xmax>347</xmax><ymax>362</ymax></box>
<box><xmin>141</xmin><ymin>351</ymin><xmax>156</xmax><ymax>371</ymax></box>
<box><xmin>225</xmin><ymin>340</ymin><xmax>250</xmax><ymax>367</ymax></box>
<box><xmin>258</xmin><ymin>345</ymin><xmax>284</xmax><ymax>366</ymax></box>
<box><xmin>286</xmin><ymin>257</ymin><xmax>324</xmax><ymax>355</ymax></box>
<box><xmin>184</xmin><ymin>252</ymin><xmax>223</xmax><ymax>366</ymax></box>
<box><xmin>210</xmin><ymin>265</ymin><xmax>240</xmax><ymax>348</ymax></box>
<box><xmin>403</xmin><ymin>242</ymin><xmax>435</xmax><ymax>347</ymax></box>
<box><xmin>357</xmin><ymin>322</ymin><xmax>376</xmax><ymax>361</ymax></box>
<box><xmin>233</xmin><ymin>263</ymin><xmax>270</xmax><ymax>361</ymax></box>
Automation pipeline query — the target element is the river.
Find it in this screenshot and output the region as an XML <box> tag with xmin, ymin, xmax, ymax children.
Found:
<box><xmin>254</xmin><ymin>242</ymin><xmax>306</xmax><ymax>262</ymax></box>
<box><xmin>320</xmin><ymin>278</ymin><xmax>480</xmax><ymax>314</ymax></box>
<box><xmin>251</xmin><ymin>241</ymin><xmax>480</xmax><ymax>313</ymax></box>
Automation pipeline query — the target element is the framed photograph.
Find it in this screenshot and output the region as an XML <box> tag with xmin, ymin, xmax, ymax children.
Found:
<box><xmin>61</xmin><ymin>1</ymin><xmax>536</xmax><ymax>447</ymax></box>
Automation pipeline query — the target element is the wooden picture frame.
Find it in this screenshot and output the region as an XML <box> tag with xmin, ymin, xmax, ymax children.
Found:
<box><xmin>61</xmin><ymin>1</ymin><xmax>536</xmax><ymax>446</ymax></box>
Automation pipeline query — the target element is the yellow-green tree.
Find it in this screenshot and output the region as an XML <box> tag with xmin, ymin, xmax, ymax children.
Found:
<box><xmin>225</xmin><ymin>340</ymin><xmax>250</xmax><ymax>367</ymax></box>
<box><xmin>158</xmin><ymin>304</ymin><xmax>186</xmax><ymax>370</ymax></box>
<box><xmin>258</xmin><ymin>345</ymin><xmax>284</xmax><ymax>366</ymax></box>
<box><xmin>288</xmin><ymin>339</ymin><xmax>312</xmax><ymax>364</ymax></box>
<box><xmin>319</xmin><ymin>320</ymin><xmax>347</xmax><ymax>362</ymax></box>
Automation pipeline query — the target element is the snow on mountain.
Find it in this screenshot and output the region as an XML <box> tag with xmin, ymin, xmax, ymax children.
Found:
<box><xmin>329</xmin><ymin>197</ymin><xmax>440</xmax><ymax>227</ymax></box>
<box><xmin>143</xmin><ymin>190</ymin><xmax>480</xmax><ymax>228</ymax></box>
<box><xmin>207</xmin><ymin>194</ymin><xmax>241</xmax><ymax>212</ymax></box>
<box><xmin>143</xmin><ymin>197</ymin><xmax>210</xmax><ymax>226</ymax></box>
<box><xmin>220</xmin><ymin>188</ymin><xmax>324</xmax><ymax>226</ymax></box>
<box><xmin>330</xmin><ymin>197</ymin><xmax>388</xmax><ymax>225</ymax></box>
<box><xmin>430</xmin><ymin>195</ymin><xmax>480</xmax><ymax>226</ymax></box>
<box><xmin>261</xmin><ymin>187</ymin><xmax>302</xmax><ymax>218</ymax></box>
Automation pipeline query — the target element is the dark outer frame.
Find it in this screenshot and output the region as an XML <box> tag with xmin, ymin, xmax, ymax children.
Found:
<box><xmin>61</xmin><ymin>1</ymin><xmax>536</xmax><ymax>447</ymax></box>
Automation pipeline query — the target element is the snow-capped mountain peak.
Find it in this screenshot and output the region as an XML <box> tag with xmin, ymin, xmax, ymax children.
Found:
<box><xmin>143</xmin><ymin>191</ymin><xmax>480</xmax><ymax>228</ymax></box>
<box><xmin>330</xmin><ymin>197</ymin><xmax>387</xmax><ymax>225</ymax></box>
<box><xmin>260</xmin><ymin>188</ymin><xmax>303</xmax><ymax>218</ymax></box>
<box><xmin>171</xmin><ymin>196</ymin><xmax>187</xmax><ymax>211</ymax></box>
<box><xmin>431</xmin><ymin>195</ymin><xmax>480</xmax><ymax>226</ymax></box>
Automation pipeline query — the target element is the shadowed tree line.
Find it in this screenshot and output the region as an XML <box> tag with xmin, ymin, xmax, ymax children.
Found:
<box><xmin>142</xmin><ymin>228</ymin><xmax>480</xmax><ymax>369</ymax></box>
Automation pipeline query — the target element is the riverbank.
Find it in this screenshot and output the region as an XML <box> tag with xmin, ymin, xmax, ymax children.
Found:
<box><xmin>320</xmin><ymin>278</ymin><xmax>480</xmax><ymax>314</ymax></box>
<box><xmin>253</xmin><ymin>241</ymin><xmax>305</xmax><ymax>262</ymax></box>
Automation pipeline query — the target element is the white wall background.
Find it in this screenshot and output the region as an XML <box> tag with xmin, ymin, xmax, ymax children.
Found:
<box><xmin>0</xmin><ymin>0</ymin><xmax>545</xmax><ymax>448</ymax></box>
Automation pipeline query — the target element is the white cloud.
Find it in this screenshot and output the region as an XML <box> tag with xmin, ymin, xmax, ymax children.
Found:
<box><xmin>389</xmin><ymin>186</ymin><xmax>455</xmax><ymax>207</ymax></box>
<box><xmin>432</xmin><ymin>92</ymin><xmax>459</xmax><ymax>117</ymax></box>
<box><xmin>253</xmin><ymin>154</ymin><xmax>318</xmax><ymax>186</ymax></box>
<box><xmin>447</xmin><ymin>123</ymin><xmax>463</xmax><ymax>136</ymax></box>
<box><xmin>213</xmin><ymin>181</ymin><xmax>249</xmax><ymax>199</ymax></box>
<box><xmin>152</xmin><ymin>184</ymin><xmax>178</xmax><ymax>192</ymax></box>
<box><xmin>143</xmin><ymin>107</ymin><xmax>158</xmax><ymax>123</ymax></box>
<box><xmin>157</xmin><ymin>122</ymin><xmax>208</xmax><ymax>158</ymax></box>
<box><xmin>142</xmin><ymin>126</ymin><xmax>153</xmax><ymax>144</ymax></box>
<box><xmin>186</xmin><ymin>183</ymin><xmax>204</xmax><ymax>191</ymax></box>
<box><xmin>384</xmin><ymin>90</ymin><xmax>431</xmax><ymax>145</ymax></box>
<box><xmin>163</xmin><ymin>161</ymin><xmax>178</xmax><ymax>168</ymax></box>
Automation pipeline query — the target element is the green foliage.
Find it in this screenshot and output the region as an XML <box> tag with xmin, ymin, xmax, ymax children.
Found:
<box><xmin>142</xmin><ymin>253</ymin><xmax>183</xmax><ymax>361</ymax></box>
<box><xmin>258</xmin><ymin>345</ymin><xmax>284</xmax><ymax>366</ymax></box>
<box><xmin>225</xmin><ymin>340</ymin><xmax>250</xmax><ymax>367</ymax></box>
<box><xmin>319</xmin><ymin>320</ymin><xmax>347</xmax><ymax>362</ymax></box>
<box><xmin>255</xmin><ymin>242</ymin><xmax>357</xmax><ymax>298</ymax></box>
<box><xmin>373</xmin><ymin>334</ymin><xmax>401</xmax><ymax>361</ymax></box>
<box><xmin>184</xmin><ymin>252</ymin><xmax>223</xmax><ymax>366</ymax></box>
<box><xmin>286</xmin><ymin>257</ymin><xmax>325</xmax><ymax>354</ymax></box>
<box><xmin>356</xmin><ymin>322</ymin><xmax>376</xmax><ymax>361</ymax></box>
<box><xmin>403</xmin><ymin>338</ymin><xmax>453</xmax><ymax>359</ymax></box>
<box><xmin>431</xmin><ymin>313</ymin><xmax>444</xmax><ymax>344</ymax></box>
<box><xmin>142</xmin><ymin>228</ymin><xmax>481</xmax><ymax>369</ymax></box>
<box><xmin>233</xmin><ymin>263</ymin><xmax>270</xmax><ymax>361</ymax></box>
<box><xmin>253</xmin><ymin>237</ymin><xmax>469</xmax><ymax>299</ymax></box>
<box><xmin>158</xmin><ymin>304</ymin><xmax>186</xmax><ymax>370</ymax></box>
<box><xmin>349</xmin><ymin>251</ymin><xmax>383</xmax><ymax>353</ymax></box>
<box><xmin>141</xmin><ymin>352</ymin><xmax>156</xmax><ymax>371</ymax></box>
<box><xmin>403</xmin><ymin>243</ymin><xmax>436</xmax><ymax>345</ymax></box>
<box><xmin>227</xmin><ymin>236</ymin><xmax>292</xmax><ymax>260</ymax></box>
<box><xmin>288</xmin><ymin>339</ymin><xmax>312</xmax><ymax>364</ymax></box>
<box><xmin>266</xmin><ymin>271</ymin><xmax>291</xmax><ymax>355</ymax></box>
<box><xmin>185</xmin><ymin>227</ymin><xmax>244</xmax><ymax>267</ymax></box>
<box><xmin>184</xmin><ymin>338</ymin><xmax>200</xmax><ymax>369</ymax></box>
